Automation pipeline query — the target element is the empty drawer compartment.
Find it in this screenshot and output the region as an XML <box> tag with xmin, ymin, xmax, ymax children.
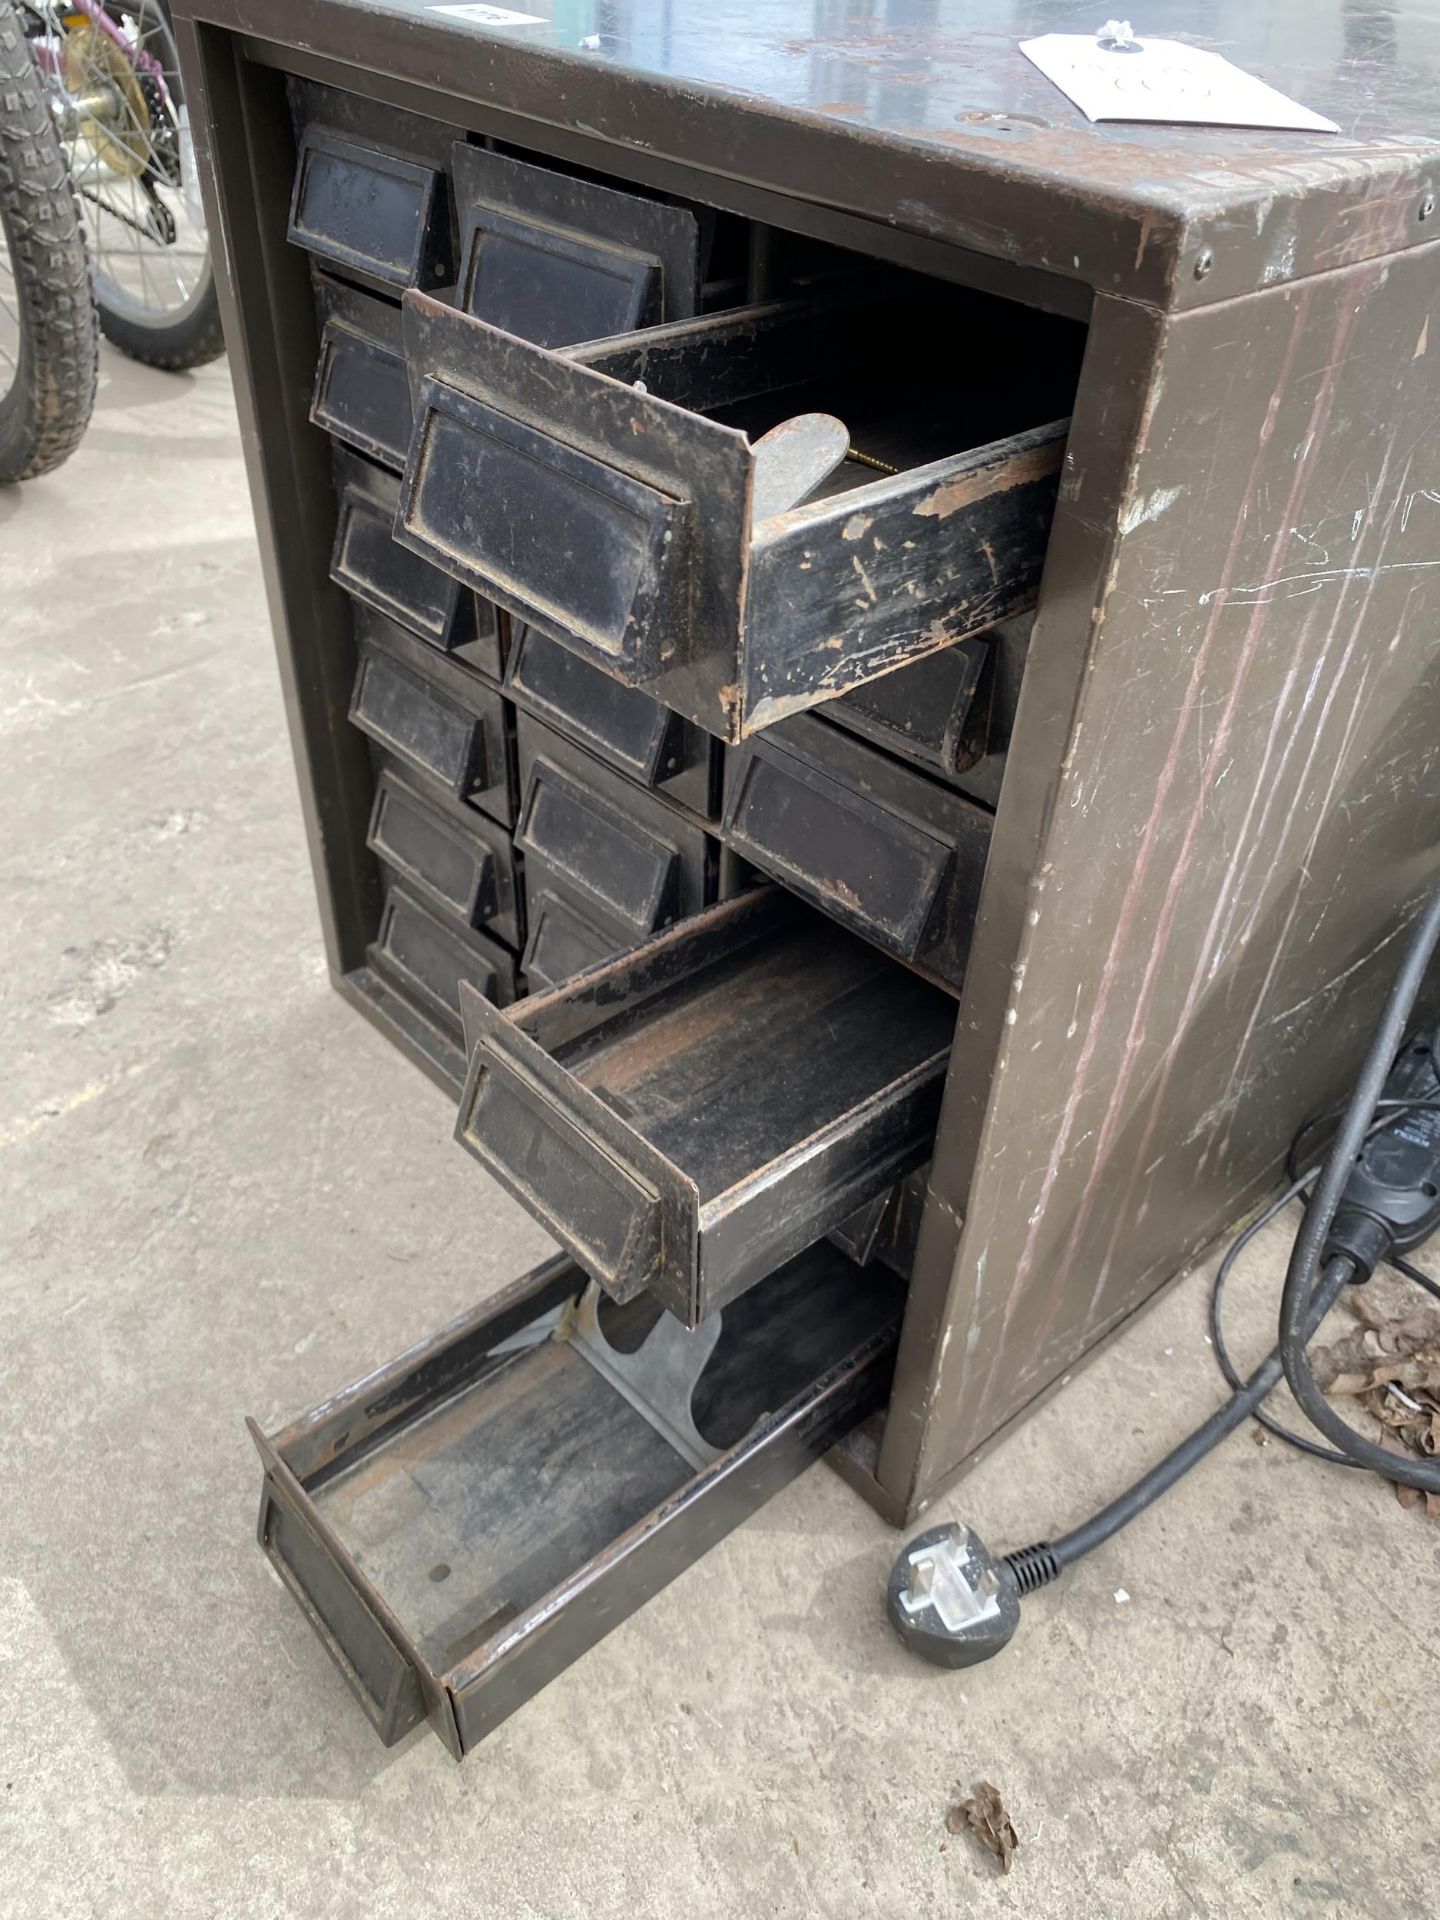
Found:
<box><xmin>455</xmin><ymin>887</ymin><xmax>953</xmax><ymax>1325</ymax></box>
<box><xmin>249</xmin><ymin>1244</ymin><xmax>900</xmax><ymax>1757</ymax></box>
<box><xmin>452</xmin><ymin>142</ymin><xmax>698</xmax><ymax>342</ymax></box>
<box><xmin>311</xmin><ymin>274</ymin><xmax>412</xmax><ymax>471</ymax></box>
<box><xmin>395</xmin><ymin>281</ymin><xmax>1080</xmax><ymax>741</ymax></box>
<box><xmin>827</xmin><ymin>637</ymin><xmax>990</xmax><ymax>784</ymax></box>
<box><xmin>288</xmin><ymin>122</ymin><xmax>452</xmax><ymax>293</ymax></box>
<box><xmin>515</xmin><ymin>714</ymin><xmax>713</xmax><ymax>950</ymax></box>
<box><xmin>371</xmin><ymin>881</ymin><xmax>516</xmax><ymax>1042</ymax></box>
<box><xmin>722</xmin><ymin>712</ymin><xmax>993</xmax><ymax>992</ymax></box>
<box><xmin>332</xmin><ymin>449</ymin><xmax>504</xmax><ymax>676</ymax></box>
<box><xmin>369</xmin><ymin>766</ymin><xmax>521</xmax><ymax>949</ymax></box>
<box><xmin>350</xmin><ymin>613</ymin><xmax>513</xmax><ymax>826</ymax></box>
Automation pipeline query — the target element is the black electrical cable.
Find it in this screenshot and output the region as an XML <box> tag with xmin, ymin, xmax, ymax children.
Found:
<box><xmin>1209</xmin><ymin>1168</ymin><xmax>1360</xmax><ymax>1467</ymax></box>
<box><xmin>1276</xmin><ymin>888</ymin><xmax>1440</xmax><ymax>1493</ymax></box>
<box><xmin>889</xmin><ymin>886</ymin><xmax>1440</xmax><ymax>1667</ymax></box>
<box><xmin>1209</xmin><ymin>1101</ymin><xmax>1440</xmax><ymax>1465</ymax></box>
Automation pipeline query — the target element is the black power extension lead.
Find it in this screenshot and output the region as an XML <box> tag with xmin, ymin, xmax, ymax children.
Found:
<box><xmin>888</xmin><ymin>882</ymin><xmax>1440</xmax><ymax>1670</ymax></box>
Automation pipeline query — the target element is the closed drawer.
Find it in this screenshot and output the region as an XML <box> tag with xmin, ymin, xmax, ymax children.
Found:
<box><xmin>288</xmin><ymin>122</ymin><xmax>452</xmax><ymax>294</ymax></box>
<box><xmin>368</xmin><ymin>765</ymin><xmax>521</xmax><ymax>950</ymax></box>
<box><xmin>514</xmin><ymin>715</ymin><xmax>714</xmax><ymax>960</ymax></box>
<box><xmin>250</xmin><ymin>1244</ymin><xmax>899</xmax><ymax>1757</ymax></box>
<box><xmin>521</xmin><ymin>883</ymin><xmax>625</xmax><ymax>995</ymax></box>
<box><xmin>371</xmin><ymin>881</ymin><xmax>517</xmax><ymax>1042</ymax></box>
<box><xmin>455</xmin><ymin>887</ymin><xmax>953</xmax><ymax>1325</ymax></box>
<box><xmin>349</xmin><ymin>613</ymin><xmax>513</xmax><ymax>826</ymax></box>
<box><xmin>331</xmin><ymin>449</ymin><xmax>505</xmax><ymax>677</ymax></box>
<box><xmin>311</xmin><ymin>274</ymin><xmax>412</xmax><ymax>471</ymax></box>
<box><xmin>394</xmin><ymin>281</ymin><xmax>1079</xmax><ymax>741</ymax></box>
<box><xmin>721</xmin><ymin>712</ymin><xmax>993</xmax><ymax>993</ymax></box>
<box><xmin>826</xmin><ymin>637</ymin><xmax>990</xmax><ymax>784</ymax></box>
<box><xmin>452</xmin><ymin>142</ymin><xmax>698</xmax><ymax>342</ymax></box>
<box><xmin>506</xmin><ymin>623</ymin><xmax>720</xmax><ymax>818</ymax></box>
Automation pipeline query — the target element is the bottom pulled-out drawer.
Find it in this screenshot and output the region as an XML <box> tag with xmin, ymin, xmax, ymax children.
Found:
<box><xmin>250</xmin><ymin>1244</ymin><xmax>900</xmax><ymax>1758</ymax></box>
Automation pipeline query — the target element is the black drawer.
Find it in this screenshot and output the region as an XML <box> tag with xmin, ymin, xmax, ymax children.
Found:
<box><xmin>721</xmin><ymin>712</ymin><xmax>993</xmax><ymax>993</ymax></box>
<box><xmin>514</xmin><ymin>714</ymin><xmax>714</xmax><ymax>970</ymax></box>
<box><xmin>311</xmin><ymin>273</ymin><xmax>412</xmax><ymax>472</ymax></box>
<box><xmin>394</xmin><ymin>281</ymin><xmax>1078</xmax><ymax>741</ymax></box>
<box><xmin>368</xmin><ymin>765</ymin><xmax>521</xmax><ymax>950</ymax></box>
<box><xmin>455</xmin><ymin>887</ymin><xmax>953</xmax><ymax>1325</ymax></box>
<box><xmin>349</xmin><ymin>612</ymin><xmax>513</xmax><ymax>826</ymax></box>
<box><xmin>452</xmin><ymin>142</ymin><xmax>699</xmax><ymax>343</ymax></box>
<box><xmin>371</xmin><ymin>880</ymin><xmax>517</xmax><ymax>1044</ymax></box>
<box><xmin>288</xmin><ymin>122</ymin><xmax>452</xmax><ymax>295</ymax></box>
<box><xmin>331</xmin><ymin>449</ymin><xmax>504</xmax><ymax>677</ymax></box>
<box><xmin>505</xmin><ymin>623</ymin><xmax>720</xmax><ymax>818</ymax></box>
<box><xmin>826</xmin><ymin>637</ymin><xmax>990</xmax><ymax>785</ymax></box>
<box><xmin>250</xmin><ymin>1245</ymin><xmax>900</xmax><ymax>1756</ymax></box>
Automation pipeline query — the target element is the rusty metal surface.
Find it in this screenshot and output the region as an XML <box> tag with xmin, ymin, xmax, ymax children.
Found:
<box><xmin>176</xmin><ymin>0</ymin><xmax>1438</xmax><ymax>308</ymax></box>
<box><xmin>880</xmin><ymin>239</ymin><xmax>1440</xmax><ymax>1513</ymax></box>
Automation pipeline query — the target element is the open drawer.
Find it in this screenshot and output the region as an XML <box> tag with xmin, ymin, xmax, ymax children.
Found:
<box><xmin>394</xmin><ymin>281</ymin><xmax>1079</xmax><ymax>741</ymax></box>
<box><xmin>250</xmin><ymin>1245</ymin><xmax>900</xmax><ymax>1757</ymax></box>
<box><xmin>455</xmin><ymin>888</ymin><xmax>953</xmax><ymax>1325</ymax></box>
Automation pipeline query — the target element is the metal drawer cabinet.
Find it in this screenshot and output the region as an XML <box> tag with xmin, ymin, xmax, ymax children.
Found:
<box><xmin>348</xmin><ymin>612</ymin><xmax>514</xmax><ymax>827</ymax></box>
<box><xmin>249</xmin><ymin>1245</ymin><xmax>900</xmax><ymax>1757</ymax></box>
<box><xmin>722</xmin><ymin>712</ymin><xmax>993</xmax><ymax>994</ymax></box>
<box><xmin>393</xmin><ymin>282</ymin><xmax>1081</xmax><ymax>741</ymax></box>
<box><xmin>505</xmin><ymin>622</ymin><xmax>720</xmax><ymax>820</ymax></box>
<box><xmin>456</xmin><ymin>888</ymin><xmax>953</xmax><ymax>1325</ymax></box>
<box><xmin>330</xmin><ymin>449</ymin><xmax>505</xmax><ymax>678</ymax></box>
<box><xmin>370</xmin><ymin>882</ymin><xmax>518</xmax><ymax>1049</ymax></box>
<box><xmin>368</xmin><ymin>765</ymin><xmax>521</xmax><ymax>952</ymax></box>
<box><xmin>452</xmin><ymin>142</ymin><xmax>699</xmax><ymax>342</ymax></box>
<box><xmin>513</xmin><ymin>714</ymin><xmax>716</xmax><ymax>990</ymax></box>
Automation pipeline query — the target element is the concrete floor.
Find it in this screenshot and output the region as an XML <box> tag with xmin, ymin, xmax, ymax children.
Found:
<box><xmin>1</xmin><ymin>350</ymin><xmax>1436</xmax><ymax>1920</ymax></box>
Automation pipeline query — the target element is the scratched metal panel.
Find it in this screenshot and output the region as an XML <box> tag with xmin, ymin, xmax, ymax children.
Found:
<box><xmin>880</xmin><ymin>243</ymin><xmax>1440</xmax><ymax>1512</ymax></box>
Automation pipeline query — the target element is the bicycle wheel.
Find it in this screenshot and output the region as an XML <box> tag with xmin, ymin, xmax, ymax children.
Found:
<box><xmin>55</xmin><ymin>0</ymin><xmax>223</xmax><ymax>370</ymax></box>
<box><xmin>0</xmin><ymin>0</ymin><xmax>97</xmax><ymax>481</ymax></box>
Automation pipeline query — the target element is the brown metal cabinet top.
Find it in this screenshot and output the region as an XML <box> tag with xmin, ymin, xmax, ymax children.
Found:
<box><xmin>175</xmin><ymin>0</ymin><xmax>1439</xmax><ymax>311</ymax></box>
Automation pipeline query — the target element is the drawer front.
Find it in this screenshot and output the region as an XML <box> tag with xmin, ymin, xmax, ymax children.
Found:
<box><xmin>455</xmin><ymin>888</ymin><xmax>952</xmax><ymax>1323</ymax></box>
<box><xmin>288</xmin><ymin>124</ymin><xmax>452</xmax><ymax>293</ymax></box>
<box><xmin>368</xmin><ymin>765</ymin><xmax>520</xmax><ymax>949</ymax></box>
<box><xmin>827</xmin><ymin>637</ymin><xmax>990</xmax><ymax>783</ymax></box>
<box><xmin>349</xmin><ymin>616</ymin><xmax>513</xmax><ymax>825</ymax></box>
<box><xmin>251</xmin><ymin>1248</ymin><xmax>899</xmax><ymax>1758</ymax></box>
<box><xmin>371</xmin><ymin>881</ymin><xmax>516</xmax><ymax>1039</ymax></box>
<box><xmin>311</xmin><ymin>274</ymin><xmax>412</xmax><ymax>470</ymax></box>
<box><xmin>397</xmin><ymin>286</ymin><xmax>1071</xmax><ymax>741</ymax></box>
<box><xmin>521</xmin><ymin>883</ymin><xmax>624</xmax><ymax>994</ymax></box>
<box><xmin>330</xmin><ymin>449</ymin><xmax>503</xmax><ymax>676</ymax></box>
<box><xmin>452</xmin><ymin>142</ymin><xmax>698</xmax><ymax>343</ymax></box>
<box><xmin>515</xmin><ymin>716</ymin><xmax>713</xmax><ymax>945</ymax></box>
<box><xmin>721</xmin><ymin>714</ymin><xmax>992</xmax><ymax>992</ymax></box>
<box><xmin>505</xmin><ymin>624</ymin><xmax>718</xmax><ymax>818</ymax></box>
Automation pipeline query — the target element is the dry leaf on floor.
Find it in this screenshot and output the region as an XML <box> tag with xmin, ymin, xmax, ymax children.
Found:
<box><xmin>1313</xmin><ymin>1292</ymin><xmax>1440</xmax><ymax>1516</ymax></box>
<box><xmin>946</xmin><ymin>1781</ymin><xmax>1019</xmax><ymax>1873</ymax></box>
